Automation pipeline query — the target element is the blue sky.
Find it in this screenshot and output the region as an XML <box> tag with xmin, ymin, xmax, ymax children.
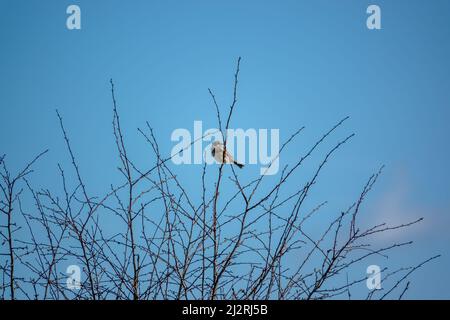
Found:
<box><xmin>0</xmin><ymin>0</ymin><xmax>449</xmax><ymax>299</ymax></box>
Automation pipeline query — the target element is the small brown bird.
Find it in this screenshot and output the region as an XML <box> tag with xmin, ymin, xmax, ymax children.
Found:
<box><xmin>211</xmin><ymin>141</ymin><xmax>244</xmax><ymax>168</ymax></box>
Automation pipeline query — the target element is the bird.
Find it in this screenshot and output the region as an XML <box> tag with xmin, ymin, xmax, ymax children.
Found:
<box><xmin>211</xmin><ymin>141</ymin><xmax>244</xmax><ymax>169</ymax></box>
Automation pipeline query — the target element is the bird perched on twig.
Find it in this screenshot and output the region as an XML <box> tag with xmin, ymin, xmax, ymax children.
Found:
<box><xmin>211</xmin><ymin>141</ymin><xmax>244</xmax><ymax>168</ymax></box>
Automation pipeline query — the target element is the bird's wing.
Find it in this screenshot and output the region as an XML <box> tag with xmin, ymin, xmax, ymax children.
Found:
<box><xmin>225</xmin><ymin>151</ymin><xmax>235</xmax><ymax>163</ymax></box>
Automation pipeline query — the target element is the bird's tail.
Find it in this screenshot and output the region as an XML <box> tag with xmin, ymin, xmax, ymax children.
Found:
<box><xmin>234</xmin><ymin>161</ymin><xmax>244</xmax><ymax>169</ymax></box>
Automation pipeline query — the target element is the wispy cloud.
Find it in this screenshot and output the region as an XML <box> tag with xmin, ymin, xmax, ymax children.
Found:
<box><xmin>366</xmin><ymin>167</ymin><xmax>449</xmax><ymax>243</ymax></box>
